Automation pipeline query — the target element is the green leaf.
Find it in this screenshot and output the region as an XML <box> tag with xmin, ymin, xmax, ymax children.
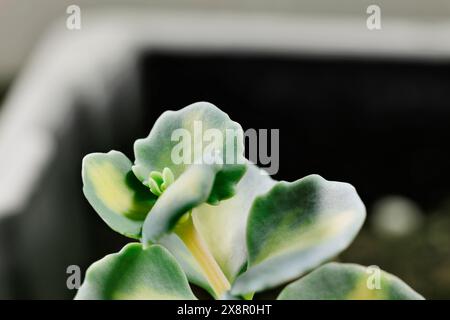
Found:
<box><xmin>232</xmin><ymin>175</ymin><xmax>366</xmax><ymax>295</ymax></box>
<box><xmin>75</xmin><ymin>243</ymin><xmax>197</xmax><ymax>300</ymax></box>
<box><xmin>82</xmin><ymin>151</ymin><xmax>156</xmax><ymax>239</ymax></box>
<box><xmin>143</xmin><ymin>162</ymin><xmax>267</xmax><ymax>295</ymax></box>
<box><xmin>193</xmin><ymin>163</ymin><xmax>276</xmax><ymax>282</ymax></box>
<box><xmin>142</xmin><ymin>162</ymin><xmax>222</xmax><ymax>243</ymax></box>
<box><xmin>159</xmin><ymin>234</ymin><xmax>214</xmax><ymax>296</ymax></box>
<box><xmin>133</xmin><ymin>102</ymin><xmax>246</xmax><ymax>205</ymax></box>
<box><xmin>277</xmin><ymin>262</ymin><xmax>424</xmax><ymax>300</ymax></box>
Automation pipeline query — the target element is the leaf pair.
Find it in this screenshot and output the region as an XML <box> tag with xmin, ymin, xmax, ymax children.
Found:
<box><xmin>187</xmin><ymin>165</ymin><xmax>369</xmax><ymax>296</ymax></box>
<box><xmin>81</xmin><ymin>102</ymin><xmax>246</xmax><ymax>296</ymax></box>
<box><xmin>82</xmin><ymin>102</ymin><xmax>246</xmax><ymax>241</ymax></box>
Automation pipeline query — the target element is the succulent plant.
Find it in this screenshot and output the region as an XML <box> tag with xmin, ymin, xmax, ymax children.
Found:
<box><xmin>76</xmin><ymin>102</ymin><xmax>422</xmax><ymax>300</ymax></box>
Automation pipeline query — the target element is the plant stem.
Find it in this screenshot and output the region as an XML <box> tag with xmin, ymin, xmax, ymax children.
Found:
<box><xmin>174</xmin><ymin>213</ymin><xmax>231</xmax><ymax>298</ymax></box>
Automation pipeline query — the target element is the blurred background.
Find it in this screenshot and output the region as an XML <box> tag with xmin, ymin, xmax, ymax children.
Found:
<box><xmin>1</xmin><ymin>0</ymin><xmax>450</xmax><ymax>299</ymax></box>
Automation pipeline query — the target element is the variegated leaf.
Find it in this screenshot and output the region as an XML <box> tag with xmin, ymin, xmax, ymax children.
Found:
<box><xmin>232</xmin><ymin>175</ymin><xmax>366</xmax><ymax>295</ymax></box>
<box><xmin>133</xmin><ymin>102</ymin><xmax>246</xmax><ymax>206</ymax></box>
<box><xmin>277</xmin><ymin>262</ymin><xmax>424</xmax><ymax>300</ymax></box>
<box><xmin>82</xmin><ymin>151</ymin><xmax>156</xmax><ymax>239</ymax></box>
<box><xmin>75</xmin><ymin>243</ymin><xmax>197</xmax><ymax>300</ymax></box>
<box><xmin>193</xmin><ymin>163</ymin><xmax>276</xmax><ymax>283</ymax></box>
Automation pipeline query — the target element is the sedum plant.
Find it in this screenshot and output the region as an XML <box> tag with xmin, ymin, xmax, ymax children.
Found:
<box><xmin>76</xmin><ymin>102</ymin><xmax>423</xmax><ymax>300</ymax></box>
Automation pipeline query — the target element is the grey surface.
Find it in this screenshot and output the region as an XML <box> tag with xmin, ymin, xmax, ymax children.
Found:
<box><xmin>1</xmin><ymin>0</ymin><xmax>450</xmax><ymax>81</ymax></box>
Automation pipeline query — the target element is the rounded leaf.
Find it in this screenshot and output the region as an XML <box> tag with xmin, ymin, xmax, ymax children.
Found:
<box><xmin>277</xmin><ymin>262</ymin><xmax>424</xmax><ymax>300</ymax></box>
<box><xmin>232</xmin><ymin>175</ymin><xmax>366</xmax><ymax>295</ymax></box>
<box><xmin>133</xmin><ymin>102</ymin><xmax>246</xmax><ymax>205</ymax></box>
<box><xmin>75</xmin><ymin>243</ymin><xmax>197</xmax><ymax>300</ymax></box>
<box><xmin>82</xmin><ymin>151</ymin><xmax>156</xmax><ymax>239</ymax></box>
